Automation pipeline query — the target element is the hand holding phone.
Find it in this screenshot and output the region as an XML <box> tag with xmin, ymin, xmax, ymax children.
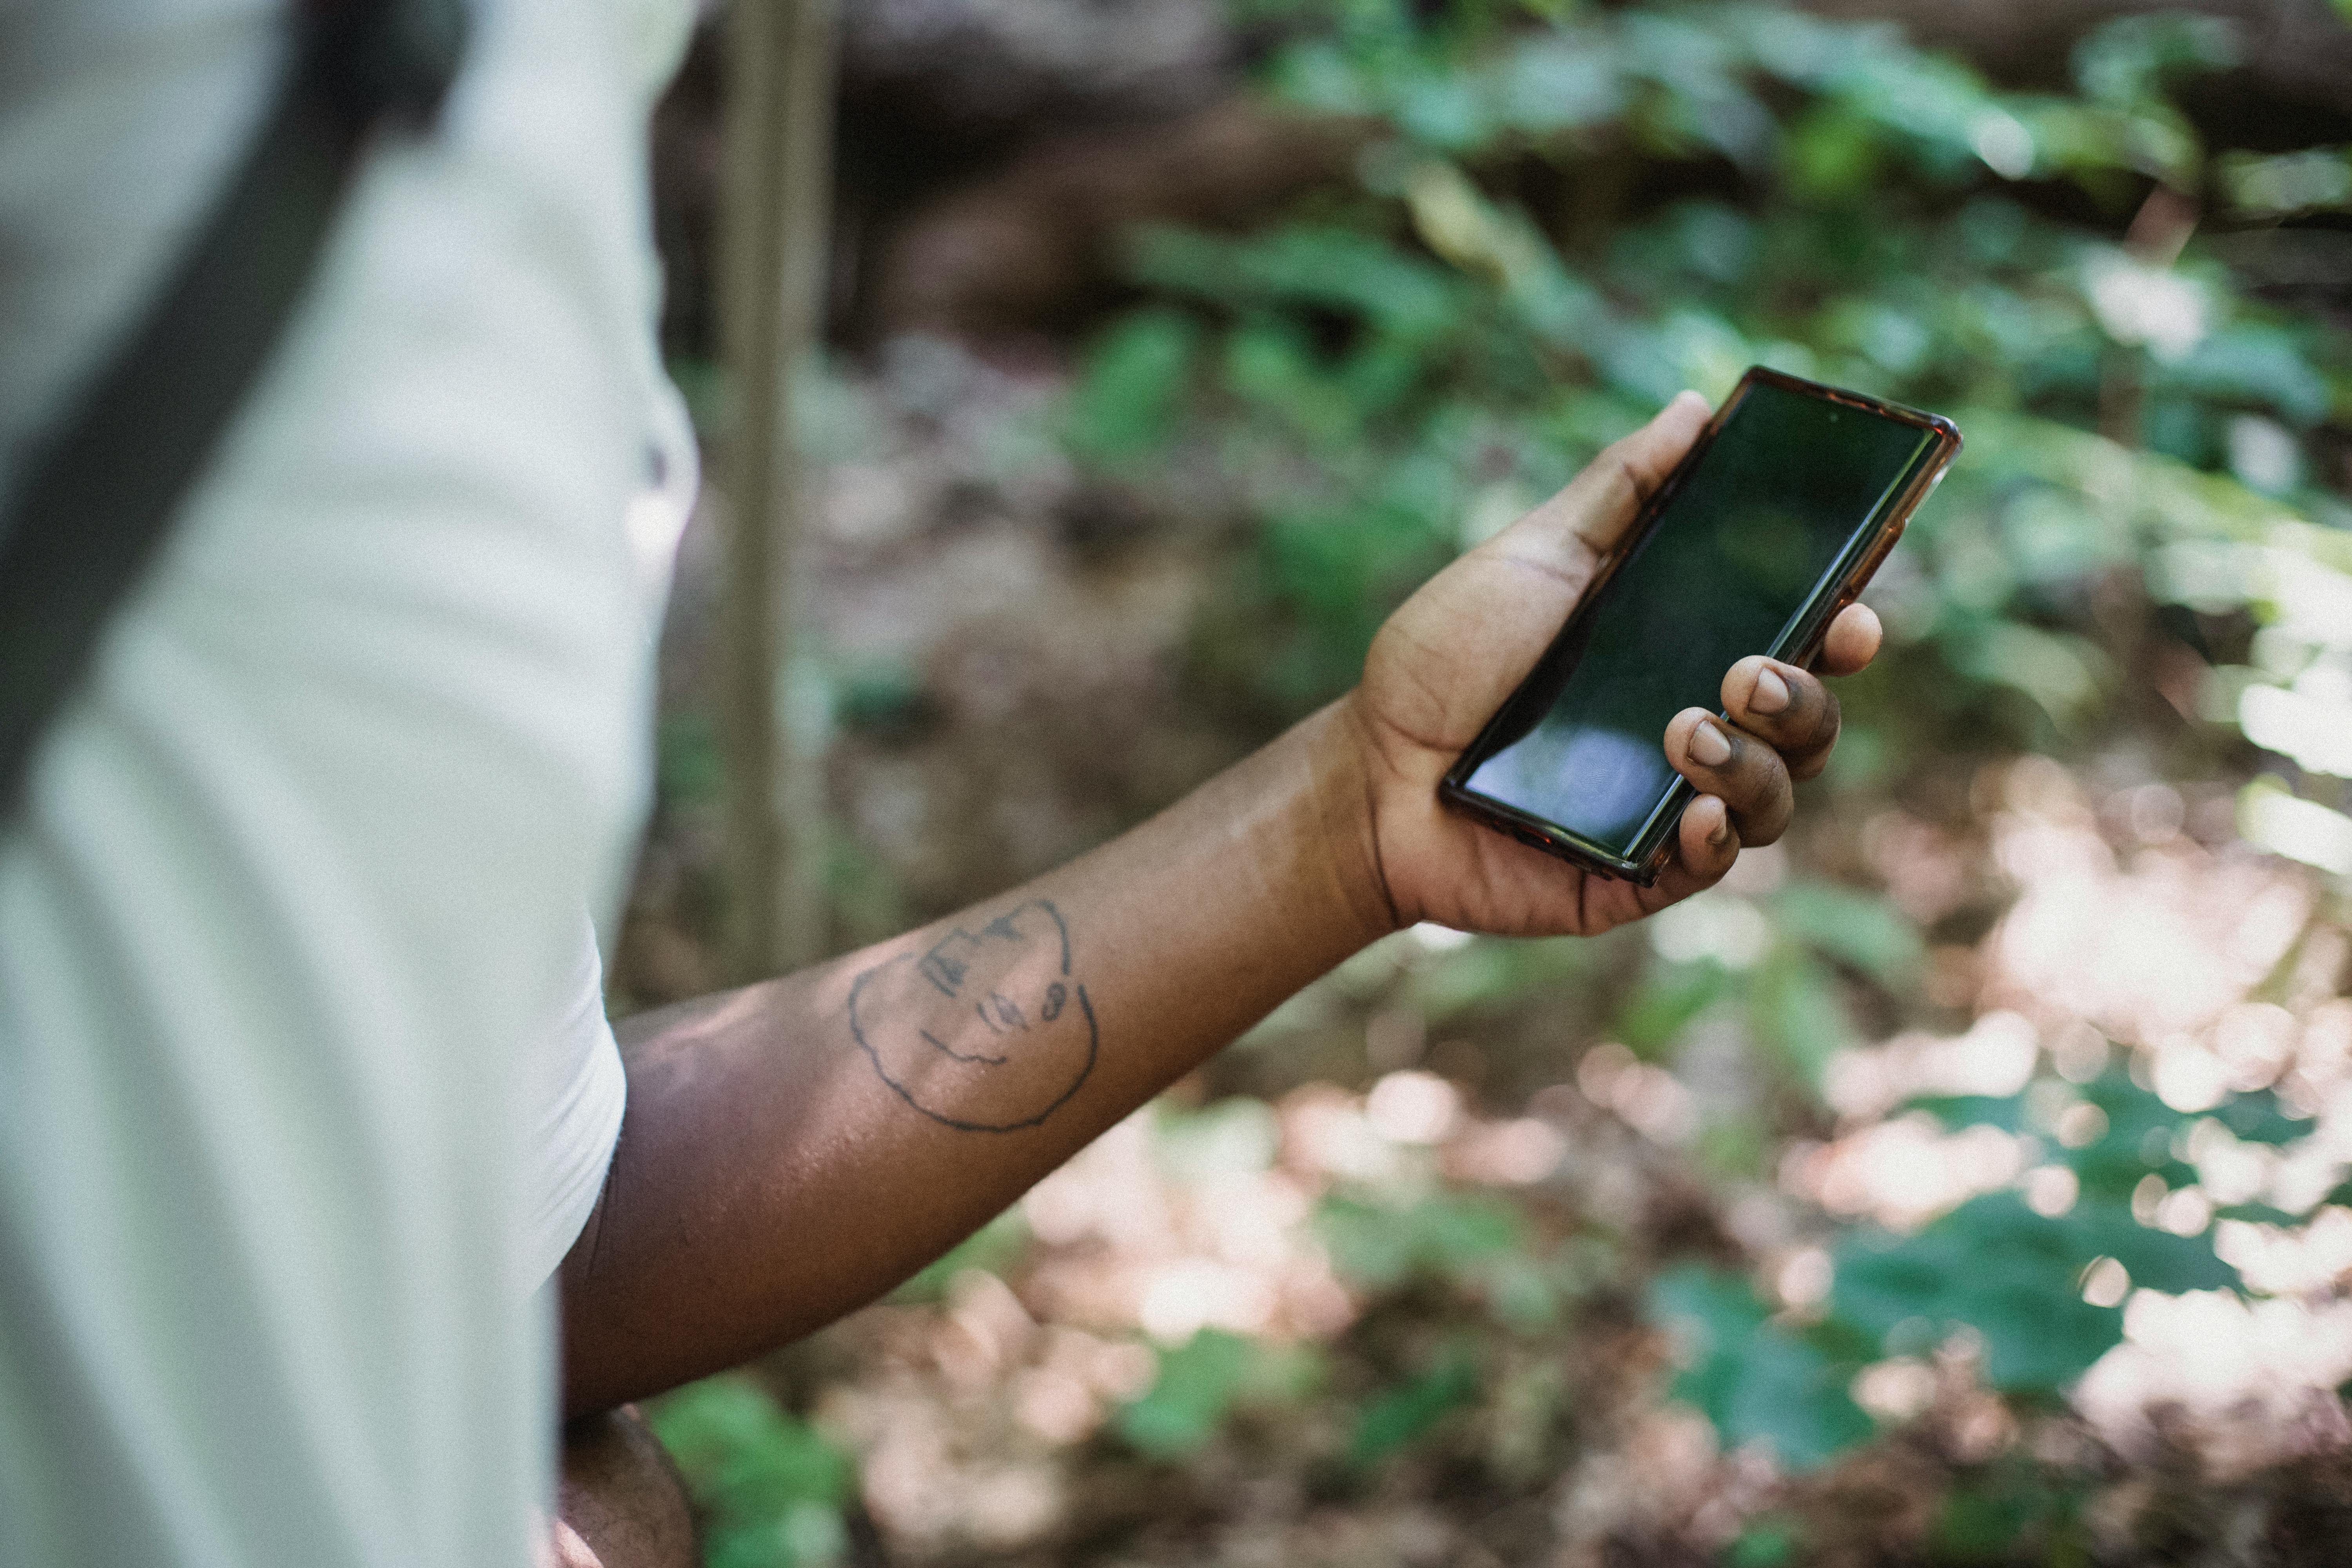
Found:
<box><xmin>1337</xmin><ymin>372</ymin><xmax>1950</xmax><ymax>938</ymax></box>
<box><xmin>1441</xmin><ymin>368</ymin><xmax>1959</xmax><ymax>884</ymax></box>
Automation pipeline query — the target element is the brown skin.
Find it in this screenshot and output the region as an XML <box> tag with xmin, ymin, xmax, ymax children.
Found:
<box><xmin>546</xmin><ymin>1411</ymin><xmax>695</xmax><ymax>1568</ymax></box>
<box><xmin>556</xmin><ymin>390</ymin><xmax>1884</xmax><ymax>1415</ymax></box>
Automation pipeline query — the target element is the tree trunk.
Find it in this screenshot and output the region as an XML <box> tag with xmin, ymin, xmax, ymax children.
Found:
<box><xmin>719</xmin><ymin>0</ymin><xmax>839</xmax><ymax>982</ymax></box>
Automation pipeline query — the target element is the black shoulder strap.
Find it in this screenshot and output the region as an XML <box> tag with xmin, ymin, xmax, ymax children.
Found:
<box><xmin>0</xmin><ymin>0</ymin><xmax>468</xmax><ymax>817</ymax></box>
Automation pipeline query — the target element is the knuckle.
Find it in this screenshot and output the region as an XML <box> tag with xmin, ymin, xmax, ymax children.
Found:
<box><xmin>1724</xmin><ymin>736</ymin><xmax>1788</xmax><ymax>805</ymax></box>
<box><xmin>1775</xmin><ymin>673</ymin><xmax>1830</xmax><ymax>742</ymax></box>
<box><xmin>1733</xmin><ymin>776</ymin><xmax>1794</xmax><ymax>840</ymax></box>
<box><xmin>1813</xmin><ymin>690</ymin><xmax>1843</xmax><ymax>747</ymax></box>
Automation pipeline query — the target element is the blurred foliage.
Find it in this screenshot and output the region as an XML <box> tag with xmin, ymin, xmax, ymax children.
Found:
<box><xmin>1075</xmin><ymin>0</ymin><xmax>2349</xmax><ymax>1539</ymax></box>
<box><xmin>1649</xmin><ymin>1068</ymin><xmax>2301</xmax><ymax>1477</ymax></box>
<box><xmin>658</xmin><ymin>0</ymin><xmax>2352</xmax><ymax>1560</ymax></box>
<box><xmin>885</xmin><ymin>1206</ymin><xmax>1033</xmax><ymax>1305</ymax></box>
<box><xmin>1063</xmin><ymin>0</ymin><xmax>2350</xmax><ymax>815</ymax></box>
<box><xmin>1651</xmin><ymin>1263</ymin><xmax>1873</xmax><ymax>1470</ymax></box>
<box><xmin>1117</xmin><ymin>1327</ymin><xmax>1330</xmax><ymax>1457</ymax></box>
<box><xmin>652</xmin><ymin>1377</ymin><xmax>856</xmax><ymax>1568</ymax></box>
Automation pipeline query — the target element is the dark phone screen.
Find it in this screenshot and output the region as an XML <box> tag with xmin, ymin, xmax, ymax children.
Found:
<box><xmin>1459</xmin><ymin>381</ymin><xmax>1934</xmax><ymax>857</ymax></box>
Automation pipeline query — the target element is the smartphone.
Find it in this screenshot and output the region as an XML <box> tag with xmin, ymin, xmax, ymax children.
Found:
<box><xmin>1440</xmin><ymin>366</ymin><xmax>1960</xmax><ymax>885</ymax></box>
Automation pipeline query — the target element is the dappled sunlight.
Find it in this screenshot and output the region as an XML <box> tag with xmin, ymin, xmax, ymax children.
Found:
<box><xmin>799</xmin><ymin>1071</ymin><xmax>1640</xmax><ymax>1556</ymax></box>
<box><xmin>1796</xmin><ymin>763</ymin><xmax>2352</xmax><ymax>1488</ymax></box>
<box><xmin>765</xmin><ymin>751</ymin><xmax>2352</xmax><ymax>1558</ymax></box>
<box><xmin>1824</xmin><ymin>1011</ymin><xmax>2038</xmax><ymax>1122</ymax></box>
<box><xmin>2075</xmin><ymin>1290</ymin><xmax>2352</xmax><ymax>1481</ymax></box>
<box><xmin>630</xmin><ymin>1</ymin><xmax>2352</xmax><ymax>1560</ymax></box>
<box><xmin>2083</xmin><ymin>252</ymin><xmax>2210</xmax><ymax>361</ymax></box>
<box><xmin>1990</xmin><ymin>822</ymin><xmax>2309</xmax><ymax>1053</ymax></box>
<box><xmin>1785</xmin><ymin>1115</ymin><xmax>2027</xmax><ymax>1230</ymax></box>
<box><xmin>1575</xmin><ymin>1042</ymin><xmax>1700</xmax><ymax>1146</ymax></box>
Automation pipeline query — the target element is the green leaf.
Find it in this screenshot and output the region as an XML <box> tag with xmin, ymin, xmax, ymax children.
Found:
<box><xmin>1318</xmin><ymin>1191</ymin><xmax>1530</xmax><ymax>1294</ymax></box>
<box><xmin>1396</xmin><ymin>70</ymin><xmax>1494</xmax><ymax>149</ymax></box>
<box><xmin>1497</xmin><ymin>37</ymin><xmax>1626</xmax><ymax>134</ymax></box>
<box><xmin>2159</xmin><ymin>325</ymin><xmax>2334</xmax><ymax>428</ymax></box>
<box><xmin>1615</xmin><ymin>960</ymin><xmax>1731</xmax><ymax>1054</ymax></box>
<box><xmin>708</xmin><ymin>1505</ymin><xmax>850</xmax><ymax>1568</ymax></box>
<box><xmin>1348</xmin><ymin>1341</ymin><xmax>1482</xmax><ymax>1467</ymax></box>
<box><xmin>2060</xmin><ymin>1073</ymin><xmax>2196</xmax><ymax>1199</ymax></box>
<box><xmin>1936</xmin><ymin>1487</ymin><xmax>2036</xmax><ymax>1560</ymax></box>
<box><xmin>887</xmin><ymin>1208</ymin><xmax>1028</xmax><ymax>1304</ymax></box>
<box><xmin>1833</xmin><ymin>1203</ymin><xmax>2118</xmax><ymax>1392</ymax></box>
<box><xmin>1319</xmin><ymin>1196</ymin><xmax>1420</xmax><ymax>1291</ymax></box>
<box><xmin>1906</xmin><ymin>1094</ymin><xmax>2031</xmax><ymax>1134</ymax></box>
<box><xmin>1116</xmin><ymin>1330</ymin><xmax>1254</xmax><ymax>1458</ymax></box>
<box><xmin>1747</xmin><ymin>949</ymin><xmax>1854</xmax><ymax>1089</ymax></box>
<box><xmin>1065</xmin><ymin>309</ymin><xmax>1200</xmax><ymax>460</ymax></box>
<box><xmin>1129</xmin><ymin>225</ymin><xmax>1465</xmax><ymax>344</ymax></box>
<box><xmin>1931</xmin><ymin>1466</ymin><xmax>2089</xmax><ymax>1563</ymax></box>
<box><xmin>653</xmin><ymin>1378</ymin><xmax>853</xmax><ymax>1510</ymax></box>
<box><xmin>2215</xmin><ymin>1090</ymin><xmax>2310</xmax><ymax>1145</ymax></box>
<box><xmin>652</xmin><ymin>1377</ymin><xmax>854</xmax><ymax>1566</ymax></box>
<box><xmin>1728</xmin><ymin>1518</ymin><xmax>1799</xmax><ymax>1568</ymax></box>
<box><xmin>828</xmin><ymin>662</ymin><xmax>929</xmax><ymax>738</ymax></box>
<box><xmin>2072</xmin><ymin>12</ymin><xmax>2241</xmax><ymax>108</ymax></box>
<box><xmin>1948</xmin><ymin>621</ymin><xmax>2112</xmax><ymax>725</ymax></box>
<box><xmin>1650</xmin><ymin>1265</ymin><xmax>1873</xmax><ymax>1471</ymax></box>
<box><xmin>1154</xmin><ymin>1096</ymin><xmax>1281</xmax><ymax>1181</ymax></box>
<box><xmin>1768</xmin><ymin>880</ymin><xmax>1922</xmax><ymax>988</ymax></box>
<box><xmin>1410</xmin><ymin>931</ymin><xmax>1597</xmax><ymax>1021</ymax></box>
<box><xmin>1782</xmin><ymin>102</ymin><xmax>1887</xmax><ymax>202</ymax></box>
<box><xmin>1830</xmin><ymin>1191</ymin><xmax>2235</xmax><ymax>1392</ymax></box>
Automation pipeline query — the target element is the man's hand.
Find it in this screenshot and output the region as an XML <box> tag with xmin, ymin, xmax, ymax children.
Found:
<box><xmin>563</xmin><ymin>391</ymin><xmax>1886</xmax><ymax>1413</ymax></box>
<box><xmin>1343</xmin><ymin>390</ymin><xmax>1884</xmax><ymax>937</ymax></box>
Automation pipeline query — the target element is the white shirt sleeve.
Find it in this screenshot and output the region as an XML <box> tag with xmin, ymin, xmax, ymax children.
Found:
<box><xmin>519</xmin><ymin>314</ymin><xmax>701</xmax><ymax>1289</ymax></box>
<box><xmin>523</xmin><ymin>914</ymin><xmax>629</xmax><ymax>1287</ymax></box>
<box><xmin>521</xmin><ymin>346</ymin><xmax>696</xmax><ymax>1292</ymax></box>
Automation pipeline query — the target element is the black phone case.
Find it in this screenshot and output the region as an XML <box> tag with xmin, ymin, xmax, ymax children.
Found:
<box><xmin>1439</xmin><ymin>366</ymin><xmax>1962</xmax><ymax>885</ymax></box>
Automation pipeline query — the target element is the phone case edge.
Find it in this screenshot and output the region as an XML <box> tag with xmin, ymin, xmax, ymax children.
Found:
<box><xmin>1440</xmin><ymin>367</ymin><xmax>1964</xmax><ymax>887</ymax></box>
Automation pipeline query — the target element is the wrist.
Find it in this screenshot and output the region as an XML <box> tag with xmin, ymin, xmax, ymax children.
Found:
<box><xmin>1295</xmin><ymin>695</ymin><xmax>1405</xmax><ymax>948</ymax></box>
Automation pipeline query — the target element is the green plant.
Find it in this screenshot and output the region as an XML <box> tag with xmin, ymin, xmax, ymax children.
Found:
<box><xmin>1651</xmin><ymin>1263</ymin><xmax>1873</xmax><ymax>1470</ymax></box>
<box><xmin>650</xmin><ymin>1376</ymin><xmax>856</xmax><ymax>1568</ymax></box>
<box><xmin>1058</xmin><ymin>0</ymin><xmax>2352</xmax><ymax>1532</ymax></box>
<box><xmin>1647</xmin><ymin>1065</ymin><xmax>2318</xmax><ymax>1476</ymax></box>
<box><xmin>1063</xmin><ymin>0</ymin><xmax>2349</xmax><ymax>801</ymax></box>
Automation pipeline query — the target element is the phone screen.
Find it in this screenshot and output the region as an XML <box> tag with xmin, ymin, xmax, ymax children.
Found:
<box><xmin>1453</xmin><ymin>378</ymin><xmax>1941</xmax><ymax>864</ymax></box>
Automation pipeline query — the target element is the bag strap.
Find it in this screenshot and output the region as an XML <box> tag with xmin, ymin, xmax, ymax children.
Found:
<box><xmin>0</xmin><ymin>0</ymin><xmax>468</xmax><ymax>817</ymax></box>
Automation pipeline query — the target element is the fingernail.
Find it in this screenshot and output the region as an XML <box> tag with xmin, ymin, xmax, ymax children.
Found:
<box><xmin>1751</xmin><ymin>667</ymin><xmax>1790</xmax><ymax>715</ymax></box>
<box><xmin>1689</xmin><ymin>720</ymin><xmax>1731</xmax><ymax>767</ymax></box>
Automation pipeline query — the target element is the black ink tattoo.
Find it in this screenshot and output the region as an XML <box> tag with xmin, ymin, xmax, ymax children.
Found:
<box><xmin>919</xmin><ymin>1029</ymin><xmax>1007</xmax><ymax>1066</ymax></box>
<box><xmin>848</xmin><ymin>898</ymin><xmax>1098</xmax><ymax>1132</ymax></box>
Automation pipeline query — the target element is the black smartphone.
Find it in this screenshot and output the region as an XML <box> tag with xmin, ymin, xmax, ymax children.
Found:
<box><xmin>1440</xmin><ymin>366</ymin><xmax>1961</xmax><ymax>885</ymax></box>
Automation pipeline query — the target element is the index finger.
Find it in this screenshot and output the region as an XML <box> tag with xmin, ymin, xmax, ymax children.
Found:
<box><xmin>1817</xmin><ymin>602</ymin><xmax>1882</xmax><ymax>677</ymax></box>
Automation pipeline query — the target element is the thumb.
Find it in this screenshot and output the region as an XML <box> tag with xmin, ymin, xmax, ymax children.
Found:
<box><xmin>1479</xmin><ymin>390</ymin><xmax>1712</xmax><ymax>579</ymax></box>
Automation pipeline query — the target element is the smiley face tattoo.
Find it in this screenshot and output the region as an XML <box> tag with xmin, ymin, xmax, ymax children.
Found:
<box><xmin>847</xmin><ymin>899</ymin><xmax>1098</xmax><ymax>1132</ymax></box>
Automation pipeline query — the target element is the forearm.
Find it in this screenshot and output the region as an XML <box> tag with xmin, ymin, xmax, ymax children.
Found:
<box><xmin>557</xmin><ymin>396</ymin><xmax>1874</xmax><ymax>1414</ymax></box>
<box><xmin>559</xmin><ymin>699</ymin><xmax>1393</xmax><ymax>1415</ymax></box>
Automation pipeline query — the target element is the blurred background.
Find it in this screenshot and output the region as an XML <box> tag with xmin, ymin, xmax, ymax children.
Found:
<box><xmin>611</xmin><ymin>0</ymin><xmax>2352</xmax><ymax>1562</ymax></box>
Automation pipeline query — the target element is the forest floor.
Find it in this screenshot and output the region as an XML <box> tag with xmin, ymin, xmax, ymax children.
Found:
<box><xmin>609</xmin><ymin>347</ymin><xmax>2352</xmax><ymax>1567</ymax></box>
<box><xmin>606</xmin><ymin>4</ymin><xmax>2352</xmax><ymax>1558</ymax></box>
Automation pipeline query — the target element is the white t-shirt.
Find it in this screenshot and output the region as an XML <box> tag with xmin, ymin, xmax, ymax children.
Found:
<box><xmin>0</xmin><ymin>0</ymin><xmax>690</xmax><ymax>1562</ymax></box>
